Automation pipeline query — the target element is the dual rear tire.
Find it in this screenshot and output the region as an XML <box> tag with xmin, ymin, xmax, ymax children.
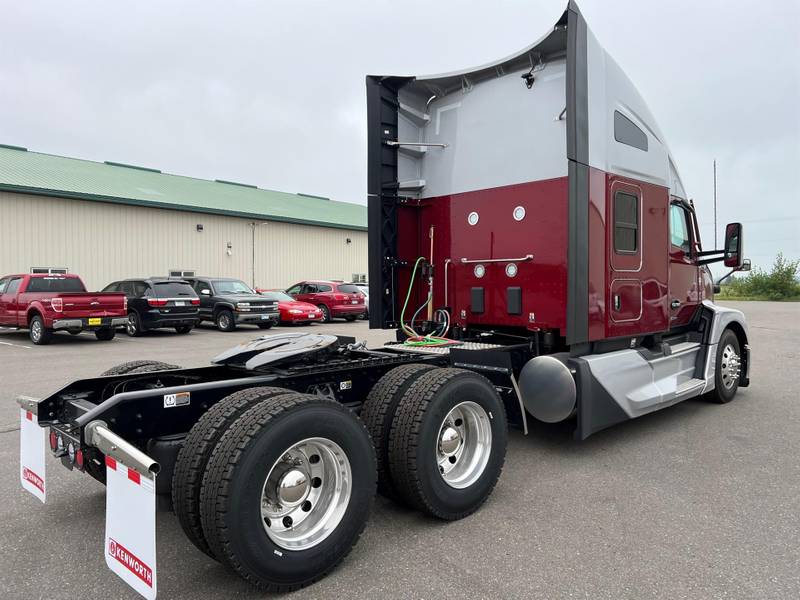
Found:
<box><xmin>170</xmin><ymin>365</ymin><xmax>507</xmax><ymax>590</ymax></box>
<box><xmin>173</xmin><ymin>387</ymin><xmax>376</xmax><ymax>592</ymax></box>
<box><xmin>362</xmin><ymin>365</ymin><xmax>508</xmax><ymax>520</ymax></box>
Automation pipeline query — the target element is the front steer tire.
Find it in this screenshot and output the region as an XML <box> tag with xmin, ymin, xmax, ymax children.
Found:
<box><xmin>199</xmin><ymin>393</ymin><xmax>376</xmax><ymax>592</ymax></box>
<box><xmin>388</xmin><ymin>368</ymin><xmax>507</xmax><ymax>520</ymax></box>
<box><xmin>361</xmin><ymin>363</ymin><xmax>437</xmax><ymax>499</ymax></box>
<box><xmin>216</xmin><ymin>309</ymin><xmax>236</xmax><ymax>332</ymax></box>
<box><xmin>172</xmin><ymin>386</ymin><xmax>293</xmax><ymax>559</ymax></box>
<box><xmin>704</xmin><ymin>328</ymin><xmax>743</xmax><ymax>404</ymax></box>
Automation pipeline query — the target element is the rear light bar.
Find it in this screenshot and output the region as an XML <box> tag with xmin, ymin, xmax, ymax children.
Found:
<box><xmin>51</xmin><ymin>297</ymin><xmax>63</xmax><ymax>312</ymax></box>
<box><xmin>147</xmin><ymin>299</ymin><xmax>168</xmax><ymax>307</ymax></box>
<box><xmin>334</xmin><ymin>293</ymin><xmax>348</xmax><ymax>301</ymax></box>
<box><xmin>190</xmin><ymin>298</ymin><xmax>200</xmax><ymax>305</ymax></box>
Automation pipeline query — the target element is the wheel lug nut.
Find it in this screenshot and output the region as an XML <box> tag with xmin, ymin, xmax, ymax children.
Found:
<box><xmin>283</xmin><ymin>516</ymin><xmax>293</xmax><ymax>528</ymax></box>
<box><xmin>311</xmin><ymin>476</ymin><xmax>322</xmax><ymax>488</ymax></box>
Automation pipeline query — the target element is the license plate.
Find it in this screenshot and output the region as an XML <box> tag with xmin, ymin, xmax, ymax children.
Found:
<box><xmin>88</xmin><ymin>318</ymin><xmax>102</xmax><ymax>326</ymax></box>
<box><xmin>351</xmin><ymin>300</ymin><xmax>358</xmax><ymax>304</ymax></box>
<box><xmin>308</xmin><ymin>313</ymin><xmax>316</xmax><ymax>318</ymax></box>
<box><xmin>261</xmin><ymin>314</ymin><xmax>269</xmax><ymax>320</ymax></box>
<box><xmin>175</xmin><ymin>301</ymin><xmax>185</xmax><ymax>307</ymax></box>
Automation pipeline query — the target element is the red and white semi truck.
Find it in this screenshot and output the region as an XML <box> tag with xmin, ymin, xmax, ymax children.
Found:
<box><xmin>18</xmin><ymin>1</ymin><xmax>750</xmax><ymax>595</ymax></box>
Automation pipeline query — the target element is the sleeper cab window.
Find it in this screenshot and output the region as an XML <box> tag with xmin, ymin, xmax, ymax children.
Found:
<box><xmin>614</xmin><ymin>191</ymin><xmax>639</xmax><ymax>254</ymax></box>
<box><xmin>614</xmin><ymin>110</ymin><xmax>648</xmax><ymax>151</ymax></box>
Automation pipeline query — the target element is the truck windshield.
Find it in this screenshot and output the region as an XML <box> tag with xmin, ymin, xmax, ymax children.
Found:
<box><xmin>153</xmin><ymin>281</ymin><xmax>196</xmax><ymax>298</ymax></box>
<box><xmin>25</xmin><ymin>277</ymin><xmax>86</xmax><ymax>293</ymax></box>
<box><xmin>214</xmin><ymin>280</ymin><xmax>254</xmax><ymax>294</ymax></box>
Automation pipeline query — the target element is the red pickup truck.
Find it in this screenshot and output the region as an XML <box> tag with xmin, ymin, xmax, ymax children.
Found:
<box><xmin>0</xmin><ymin>273</ymin><xmax>127</xmax><ymax>344</ymax></box>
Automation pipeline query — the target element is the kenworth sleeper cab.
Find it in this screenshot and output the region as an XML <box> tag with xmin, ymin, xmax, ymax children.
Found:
<box><xmin>18</xmin><ymin>3</ymin><xmax>750</xmax><ymax>596</ymax></box>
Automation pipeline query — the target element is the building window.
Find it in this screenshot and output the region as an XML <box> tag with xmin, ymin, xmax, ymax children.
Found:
<box><xmin>169</xmin><ymin>270</ymin><xmax>195</xmax><ymax>278</ymax></box>
<box><xmin>614</xmin><ymin>111</ymin><xmax>648</xmax><ymax>151</ymax></box>
<box><xmin>614</xmin><ymin>191</ymin><xmax>639</xmax><ymax>253</ymax></box>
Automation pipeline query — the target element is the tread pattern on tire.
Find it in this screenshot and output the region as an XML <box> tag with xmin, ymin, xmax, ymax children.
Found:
<box><xmin>172</xmin><ymin>386</ymin><xmax>291</xmax><ymax>558</ymax></box>
<box><xmin>388</xmin><ymin>367</ymin><xmax>506</xmax><ymax>520</ymax></box>
<box><xmin>199</xmin><ymin>393</ymin><xmax>373</xmax><ymax>592</ymax></box>
<box><xmin>706</xmin><ymin>328</ymin><xmax>741</xmax><ymax>404</ymax></box>
<box><xmin>100</xmin><ymin>360</ymin><xmax>180</xmax><ymax>376</ymax></box>
<box><xmin>360</xmin><ymin>363</ymin><xmax>437</xmax><ymax>498</ymax></box>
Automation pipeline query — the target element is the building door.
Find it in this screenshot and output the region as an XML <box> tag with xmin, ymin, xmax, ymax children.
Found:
<box><xmin>668</xmin><ymin>203</ymin><xmax>700</xmax><ymax>328</ymax></box>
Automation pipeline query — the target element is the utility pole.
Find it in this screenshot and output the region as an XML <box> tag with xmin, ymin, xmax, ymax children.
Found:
<box><xmin>713</xmin><ymin>159</ymin><xmax>717</xmax><ymax>248</ymax></box>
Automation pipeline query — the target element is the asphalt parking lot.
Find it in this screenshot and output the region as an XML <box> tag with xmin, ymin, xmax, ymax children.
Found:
<box><xmin>1</xmin><ymin>302</ymin><xmax>798</xmax><ymax>599</ymax></box>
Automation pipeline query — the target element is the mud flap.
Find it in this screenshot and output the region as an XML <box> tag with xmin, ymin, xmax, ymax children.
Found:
<box><xmin>104</xmin><ymin>456</ymin><xmax>157</xmax><ymax>599</ymax></box>
<box><xmin>19</xmin><ymin>408</ymin><xmax>46</xmax><ymax>503</ymax></box>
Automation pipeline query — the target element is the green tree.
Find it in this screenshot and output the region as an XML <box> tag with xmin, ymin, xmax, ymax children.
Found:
<box><xmin>725</xmin><ymin>253</ymin><xmax>800</xmax><ymax>300</ymax></box>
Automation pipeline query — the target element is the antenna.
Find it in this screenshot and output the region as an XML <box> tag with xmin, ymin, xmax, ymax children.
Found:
<box><xmin>713</xmin><ymin>159</ymin><xmax>718</xmax><ymax>248</ymax></box>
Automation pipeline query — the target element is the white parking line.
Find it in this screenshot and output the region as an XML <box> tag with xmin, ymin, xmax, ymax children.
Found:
<box><xmin>0</xmin><ymin>341</ymin><xmax>32</xmax><ymax>349</ymax></box>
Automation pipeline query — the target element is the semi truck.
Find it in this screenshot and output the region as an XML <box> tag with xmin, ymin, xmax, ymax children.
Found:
<box><xmin>17</xmin><ymin>2</ymin><xmax>751</xmax><ymax>597</ymax></box>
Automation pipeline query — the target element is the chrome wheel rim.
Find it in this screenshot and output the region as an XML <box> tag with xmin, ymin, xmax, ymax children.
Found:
<box><xmin>31</xmin><ymin>320</ymin><xmax>42</xmax><ymax>342</ymax></box>
<box><xmin>720</xmin><ymin>343</ymin><xmax>741</xmax><ymax>390</ymax></box>
<box><xmin>261</xmin><ymin>437</ymin><xmax>352</xmax><ymax>551</ymax></box>
<box><xmin>436</xmin><ymin>401</ymin><xmax>492</xmax><ymax>489</ymax></box>
<box><xmin>126</xmin><ymin>315</ymin><xmax>137</xmax><ymax>335</ymax></box>
<box><xmin>218</xmin><ymin>314</ymin><xmax>230</xmax><ymax>329</ymax></box>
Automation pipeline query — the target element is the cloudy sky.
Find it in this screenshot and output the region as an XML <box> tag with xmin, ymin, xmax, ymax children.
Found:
<box><xmin>1</xmin><ymin>0</ymin><xmax>798</xmax><ymax>271</ymax></box>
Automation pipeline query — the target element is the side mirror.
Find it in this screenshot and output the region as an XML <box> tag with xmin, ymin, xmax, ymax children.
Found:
<box><xmin>201</xmin><ymin>289</ymin><xmax>211</xmax><ymax>296</ymax></box>
<box><xmin>740</xmin><ymin>258</ymin><xmax>752</xmax><ymax>272</ymax></box>
<box><xmin>723</xmin><ymin>222</ymin><xmax>743</xmax><ymax>268</ymax></box>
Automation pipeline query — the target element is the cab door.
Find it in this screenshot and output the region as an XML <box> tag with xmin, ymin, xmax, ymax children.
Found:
<box><xmin>668</xmin><ymin>202</ymin><xmax>700</xmax><ymax>328</ymax></box>
<box><xmin>191</xmin><ymin>279</ymin><xmax>214</xmax><ymax>320</ymax></box>
<box><xmin>0</xmin><ymin>278</ymin><xmax>9</xmax><ymax>324</ymax></box>
<box><xmin>0</xmin><ymin>277</ymin><xmax>23</xmax><ymax>326</ymax></box>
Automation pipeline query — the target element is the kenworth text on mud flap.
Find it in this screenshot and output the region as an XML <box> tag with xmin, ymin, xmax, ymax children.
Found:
<box><xmin>18</xmin><ymin>2</ymin><xmax>751</xmax><ymax>596</ymax></box>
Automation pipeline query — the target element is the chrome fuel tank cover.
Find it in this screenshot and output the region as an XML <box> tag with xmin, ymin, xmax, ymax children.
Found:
<box><xmin>212</xmin><ymin>333</ymin><xmax>340</xmax><ymax>370</ymax></box>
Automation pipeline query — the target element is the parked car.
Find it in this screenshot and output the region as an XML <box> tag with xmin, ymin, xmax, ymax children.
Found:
<box><xmin>101</xmin><ymin>278</ymin><xmax>199</xmax><ymax>336</ymax></box>
<box><xmin>285</xmin><ymin>280</ymin><xmax>366</xmax><ymax>322</ymax></box>
<box><xmin>352</xmin><ymin>282</ymin><xmax>369</xmax><ymax>319</ymax></box>
<box><xmin>256</xmin><ymin>290</ymin><xmax>324</xmax><ymax>324</ymax></box>
<box><xmin>184</xmin><ymin>277</ymin><xmax>279</xmax><ymax>331</ymax></box>
<box><xmin>0</xmin><ymin>273</ymin><xmax>126</xmax><ymax>344</ymax></box>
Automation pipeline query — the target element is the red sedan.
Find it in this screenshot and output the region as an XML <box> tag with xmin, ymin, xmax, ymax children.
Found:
<box><xmin>257</xmin><ymin>290</ymin><xmax>323</xmax><ymax>324</ymax></box>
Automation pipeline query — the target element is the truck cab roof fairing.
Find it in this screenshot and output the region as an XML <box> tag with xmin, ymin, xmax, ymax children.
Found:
<box><xmin>366</xmin><ymin>1</ymin><xmax>690</xmax><ymax>336</ymax></box>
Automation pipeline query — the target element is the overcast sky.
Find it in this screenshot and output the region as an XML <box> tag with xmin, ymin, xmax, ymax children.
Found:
<box><xmin>1</xmin><ymin>0</ymin><xmax>798</xmax><ymax>271</ymax></box>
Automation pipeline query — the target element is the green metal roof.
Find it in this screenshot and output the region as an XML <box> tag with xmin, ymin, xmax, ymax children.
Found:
<box><xmin>0</xmin><ymin>146</ymin><xmax>367</xmax><ymax>231</ymax></box>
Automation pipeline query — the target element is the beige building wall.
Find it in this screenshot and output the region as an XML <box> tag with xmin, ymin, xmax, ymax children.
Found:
<box><xmin>0</xmin><ymin>191</ymin><xmax>368</xmax><ymax>291</ymax></box>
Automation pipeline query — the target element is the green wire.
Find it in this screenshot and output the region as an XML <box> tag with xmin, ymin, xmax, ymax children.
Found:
<box><xmin>400</xmin><ymin>257</ymin><xmax>426</xmax><ymax>337</ymax></box>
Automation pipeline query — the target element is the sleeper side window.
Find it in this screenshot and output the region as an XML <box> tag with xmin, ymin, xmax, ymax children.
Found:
<box><xmin>613</xmin><ymin>191</ymin><xmax>639</xmax><ymax>253</ymax></box>
<box><xmin>614</xmin><ymin>111</ymin><xmax>648</xmax><ymax>151</ymax></box>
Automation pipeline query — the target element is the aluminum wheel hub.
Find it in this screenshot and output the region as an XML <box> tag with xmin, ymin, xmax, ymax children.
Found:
<box><xmin>260</xmin><ymin>437</ymin><xmax>352</xmax><ymax>551</ymax></box>
<box><xmin>435</xmin><ymin>401</ymin><xmax>492</xmax><ymax>489</ymax></box>
<box><xmin>720</xmin><ymin>343</ymin><xmax>741</xmax><ymax>390</ymax></box>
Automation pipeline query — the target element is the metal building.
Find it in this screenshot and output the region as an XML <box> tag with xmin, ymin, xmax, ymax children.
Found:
<box><xmin>0</xmin><ymin>145</ymin><xmax>367</xmax><ymax>290</ymax></box>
